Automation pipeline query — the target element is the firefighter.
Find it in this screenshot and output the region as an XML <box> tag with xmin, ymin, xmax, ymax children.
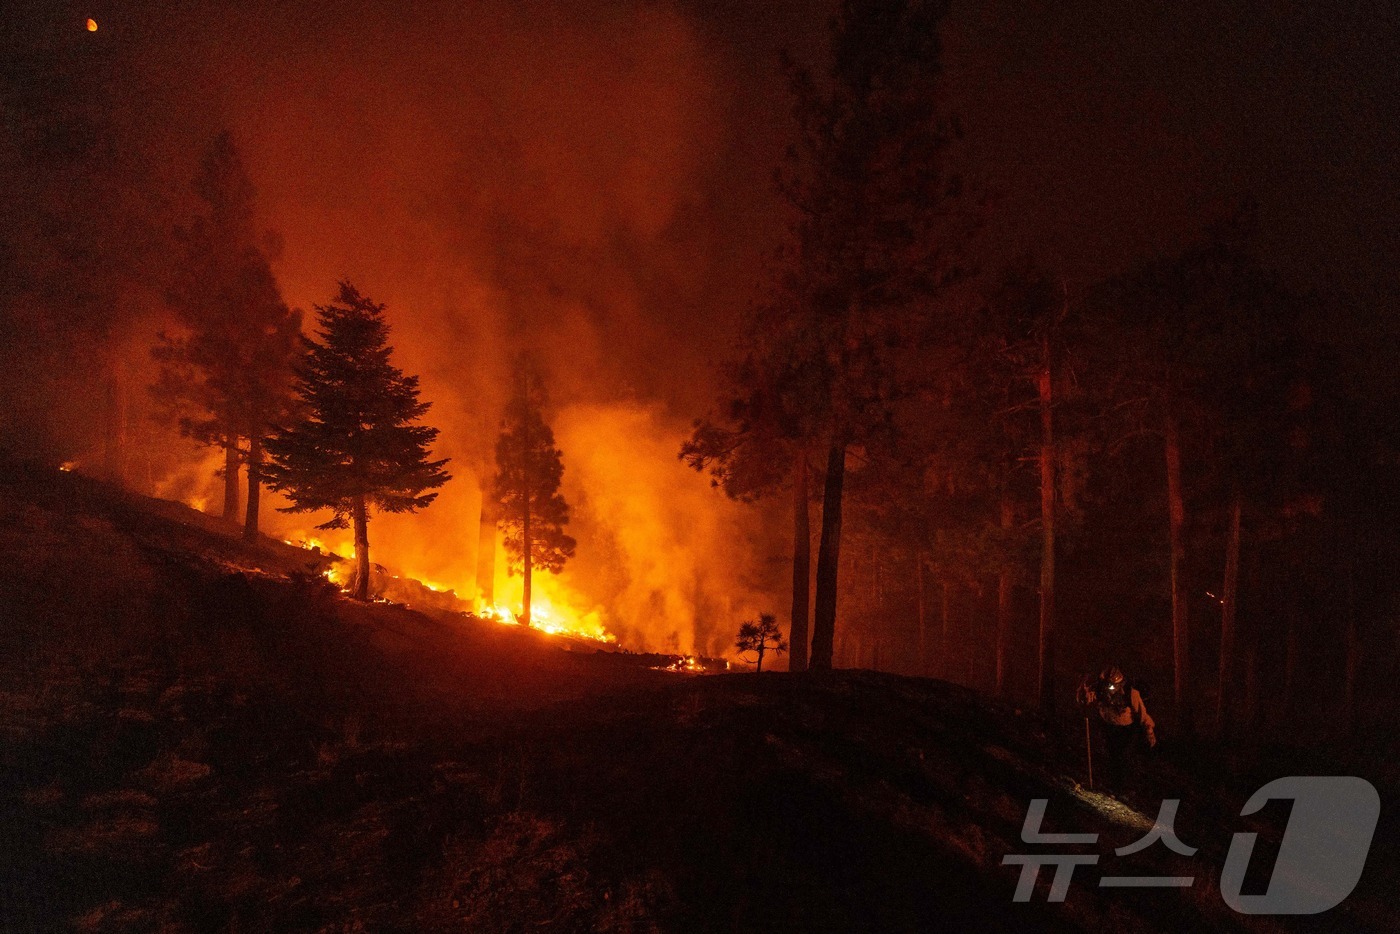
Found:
<box><xmin>1076</xmin><ymin>666</ymin><xmax>1156</xmax><ymax>792</ymax></box>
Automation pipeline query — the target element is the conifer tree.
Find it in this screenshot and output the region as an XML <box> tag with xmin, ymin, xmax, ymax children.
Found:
<box><xmin>682</xmin><ymin>313</ymin><xmax>819</xmax><ymax>670</ymax></box>
<box><xmin>493</xmin><ymin>362</ymin><xmax>575</xmax><ymax>627</ymax></box>
<box><xmin>736</xmin><ymin>613</ymin><xmax>789</xmax><ymax>672</ymax></box>
<box><xmin>153</xmin><ymin>131</ymin><xmax>301</xmax><ymax>536</ymax></box>
<box><xmin>692</xmin><ymin>0</ymin><xmax>976</xmax><ymax>672</ymax></box>
<box><xmin>264</xmin><ymin>281</ymin><xmax>449</xmax><ymax>600</ymax></box>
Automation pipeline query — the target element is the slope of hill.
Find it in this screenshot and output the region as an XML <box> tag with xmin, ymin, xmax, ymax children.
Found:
<box><xmin>0</xmin><ymin>463</ymin><xmax>1393</xmax><ymax>932</ymax></box>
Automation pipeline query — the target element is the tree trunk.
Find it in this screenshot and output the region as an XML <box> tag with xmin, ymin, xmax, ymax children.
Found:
<box><xmin>808</xmin><ymin>441</ymin><xmax>847</xmax><ymax>670</ymax></box>
<box><xmin>1037</xmin><ymin>348</ymin><xmax>1057</xmax><ymax>714</ymax></box>
<box><xmin>242</xmin><ymin>436</ymin><xmax>262</xmax><ymax>541</ymax></box>
<box><xmin>222</xmin><ymin>438</ymin><xmax>241</xmax><ymax>521</ymax></box>
<box><xmin>1216</xmin><ymin>494</ymin><xmax>1241</xmax><ymax>737</ymax></box>
<box><xmin>476</xmin><ymin>493</ymin><xmax>497</xmax><ymax>607</ymax></box>
<box><xmin>1165</xmin><ymin>406</ymin><xmax>1191</xmax><ymax>732</ymax></box>
<box><xmin>940</xmin><ymin>578</ymin><xmax>952</xmax><ymax>681</ymax></box>
<box><xmin>964</xmin><ymin>587</ymin><xmax>977</xmax><ymax>685</ymax></box>
<box><xmin>790</xmin><ymin>453</ymin><xmax>811</xmax><ymax>672</ymax></box>
<box><xmin>916</xmin><ymin>555</ymin><xmax>927</xmax><ymax>677</ymax></box>
<box><xmin>352</xmin><ymin>494</ymin><xmax>370</xmax><ymax>601</ymax></box>
<box><xmin>522</xmin><ymin>485</ymin><xmax>533</xmax><ymax>627</ymax></box>
<box><xmin>996</xmin><ymin>496</ymin><xmax>1013</xmax><ymax>695</ymax></box>
<box><xmin>756</xmin><ymin>644</ymin><xmax>765</xmax><ymax>673</ymax></box>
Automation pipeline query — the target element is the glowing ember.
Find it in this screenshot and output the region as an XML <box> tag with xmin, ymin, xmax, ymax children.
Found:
<box><xmin>58</xmin><ymin>462</ymin><xmax>76</xmax><ymax>472</ymax></box>
<box><xmin>478</xmin><ymin>603</ymin><xmax>520</xmax><ymax>626</ymax></box>
<box><xmin>86</xmin><ymin>18</ymin><xmax>98</xmax><ymax>32</ymax></box>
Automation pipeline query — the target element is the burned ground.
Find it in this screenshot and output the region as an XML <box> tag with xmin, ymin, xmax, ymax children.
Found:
<box><xmin>0</xmin><ymin>464</ymin><xmax>1394</xmax><ymax>932</ymax></box>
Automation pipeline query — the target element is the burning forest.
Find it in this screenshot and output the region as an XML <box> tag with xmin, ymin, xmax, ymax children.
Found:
<box><xmin>2</xmin><ymin>0</ymin><xmax>1399</xmax><ymax>930</ymax></box>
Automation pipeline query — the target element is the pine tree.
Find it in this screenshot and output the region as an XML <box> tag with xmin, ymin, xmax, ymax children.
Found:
<box><xmin>682</xmin><ymin>314</ymin><xmax>820</xmax><ymax>670</ymax></box>
<box><xmin>762</xmin><ymin>0</ymin><xmax>975</xmax><ymax>670</ymax></box>
<box><xmin>264</xmin><ymin>281</ymin><xmax>449</xmax><ymax>600</ymax></box>
<box><xmin>153</xmin><ymin>132</ymin><xmax>301</xmax><ymax>536</ymax></box>
<box><xmin>1093</xmin><ymin>210</ymin><xmax>1311</xmax><ymax>735</ymax></box>
<box><xmin>493</xmin><ymin>362</ymin><xmax>576</xmax><ymax>627</ymax></box>
<box><xmin>689</xmin><ymin>1</ymin><xmax>978</xmax><ymax>674</ymax></box>
<box><xmin>736</xmin><ymin>613</ymin><xmax>789</xmax><ymax>672</ymax></box>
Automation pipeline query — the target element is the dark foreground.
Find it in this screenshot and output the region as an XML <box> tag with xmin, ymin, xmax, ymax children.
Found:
<box><xmin>0</xmin><ymin>464</ymin><xmax>1395</xmax><ymax>932</ymax></box>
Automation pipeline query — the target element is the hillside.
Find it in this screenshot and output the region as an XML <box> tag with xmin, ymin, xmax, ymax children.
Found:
<box><xmin>0</xmin><ymin>463</ymin><xmax>1394</xmax><ymax>932</ymax></box>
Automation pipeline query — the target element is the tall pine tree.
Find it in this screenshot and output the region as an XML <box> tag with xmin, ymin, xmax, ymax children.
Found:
<box><xmin>493</xmin><ymin>362</ymin><xmax>575</xmax><ymax>627</ymax></box>
<box><xmin>153</xmin><ymin>131</ymin><xmax>301</xmax><ymax>537</ymax></box>
<box><xmin>690</xmin><ymin>0</ymin><xmax>976</xmax><ymax>671</ymax></box>
<box><xmin>682</xmin><ymin>309</ymin><xmax>820</xmax><ymax>669</ymax></box>
<box><xmin>264</xmin><ymin>282</ymin><xmax>449</xmax><ymax>600</ymax></box>
<box><xmin>792</xmin><ymin>0</ymin><xmax>977</xmax><ymax>671</ymax></box>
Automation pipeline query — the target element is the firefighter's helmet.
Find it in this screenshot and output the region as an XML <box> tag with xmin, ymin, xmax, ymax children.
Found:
<box><xmin>1098</xmin><ymin>666</ymin><xmax>1128</xmax><ymax>705</ymax></box>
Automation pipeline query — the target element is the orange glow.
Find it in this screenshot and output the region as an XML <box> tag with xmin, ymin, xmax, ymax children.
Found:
<box><xmin>475</xmin><ymin>600</ymin><xmax>615</xmax><ymax>644</ymax></box>
<box><xmin>125</xmin><ymin>7</ymin><xmax>777</xmax><ymax>661</ymax></box>
<box><xmin>86</xmin><ymin>18</ymin><xmax>98</xmax><ymax>32</ymax></box>
<box><xmin>257</xmin><ymin>403</ymin><xmax>770</xmax><ymax>659</ymax></box>
<box><xmin>153</xmin><ymin>448</ymin><xmax>225</xmax><ymax>517</ymax></box>
<box><xmin>322</xmin><ymin>562</ymin><xmax>350</xmax><ymax>590</ymax></box>
<box><xmin>274</xmin><ymin>531</ymin><xmax>614</xmax><ymax>643</ymax></box>
<box><xmin>490</xmin><ymin>564</ymin><xmax>613</xmax><ymax>643</ymax></box>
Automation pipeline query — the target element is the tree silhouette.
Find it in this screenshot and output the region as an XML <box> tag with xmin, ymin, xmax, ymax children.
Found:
<box><xmin>736</xmin><ymin>614</ymin><xmax>789</xmax><ymax>672</ymax></box>
<box><xmin>682</xmin><ymin>318</ymin><xmax>820</xmax><ymax>670</ymax></box>
<box><xmin>264</xmin><ymin>281</ymin><xmax>449</xmax><ymax>600</ymax></box>
<box><xmin>1092</xmin><ymin>210</ymin><xmax>1312</xmax><ymax>734</ymax></box>
<box><xmin>493</xmin><ymin>361</ymin><xmax>575</xmax><ymax>626</ymax></box>
<box><xmin>709</xmin><ymin>0</ymin><xmax>976</xmax><ymax>671</ymax></box>
<box><xmin>153</xmin><ymin>131</ymin><xmax>301</xmax><ymax>537</ymax></box>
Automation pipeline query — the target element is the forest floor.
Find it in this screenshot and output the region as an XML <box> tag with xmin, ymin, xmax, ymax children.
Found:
<box><xmin>0</xmin><ymin>462</ymin><xmax>1395</xmax><ymax>932</ymax></box>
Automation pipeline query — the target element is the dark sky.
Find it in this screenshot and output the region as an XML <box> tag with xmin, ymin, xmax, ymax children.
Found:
<box><xmin>942</xmin><ymin>0</ymin><xmax>1400</xmax><ymax>308</ymax></box>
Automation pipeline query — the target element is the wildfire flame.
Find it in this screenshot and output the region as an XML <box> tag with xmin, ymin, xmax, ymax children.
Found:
<box><xmin>322</xmin><ymin>562</ymin><xmax>350</xmax><ymax>590</ymax></box>
<box><xmin>488</xmin><ymin>574</ymin><xmax>615</xmax><ymax>643</ymax></box>
<box><xmin>475</xmin><ymin>599</ymin><xmax>614</xmax><ymax>644</ymax></box>
<box><xmin>275</xmin><ymin>532</ymin><xmax>615</xmax><ymax>644</ymax></box>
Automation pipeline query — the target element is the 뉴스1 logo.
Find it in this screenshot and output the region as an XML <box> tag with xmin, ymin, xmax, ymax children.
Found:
<box><xmin>1002</xmin><ymin>776</ymin><xmax>1380</xmax><ymax>914</ymax></box>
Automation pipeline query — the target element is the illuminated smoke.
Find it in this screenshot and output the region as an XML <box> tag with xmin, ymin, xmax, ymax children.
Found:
<box><xmin>113</xmin><ymin>1</ymin><xmax>792</xmax><ymax>656</ymax></box>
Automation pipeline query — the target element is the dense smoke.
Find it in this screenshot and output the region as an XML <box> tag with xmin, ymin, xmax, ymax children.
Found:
<box><xmin>221</xmin><ymin>0</ymin><xmax>790</xmax><ymax>653</ymax></box>
<box><xmin>2</xmin><ymin>0</ymin><xmax>796</xmax><ymax>655</ymax></box>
